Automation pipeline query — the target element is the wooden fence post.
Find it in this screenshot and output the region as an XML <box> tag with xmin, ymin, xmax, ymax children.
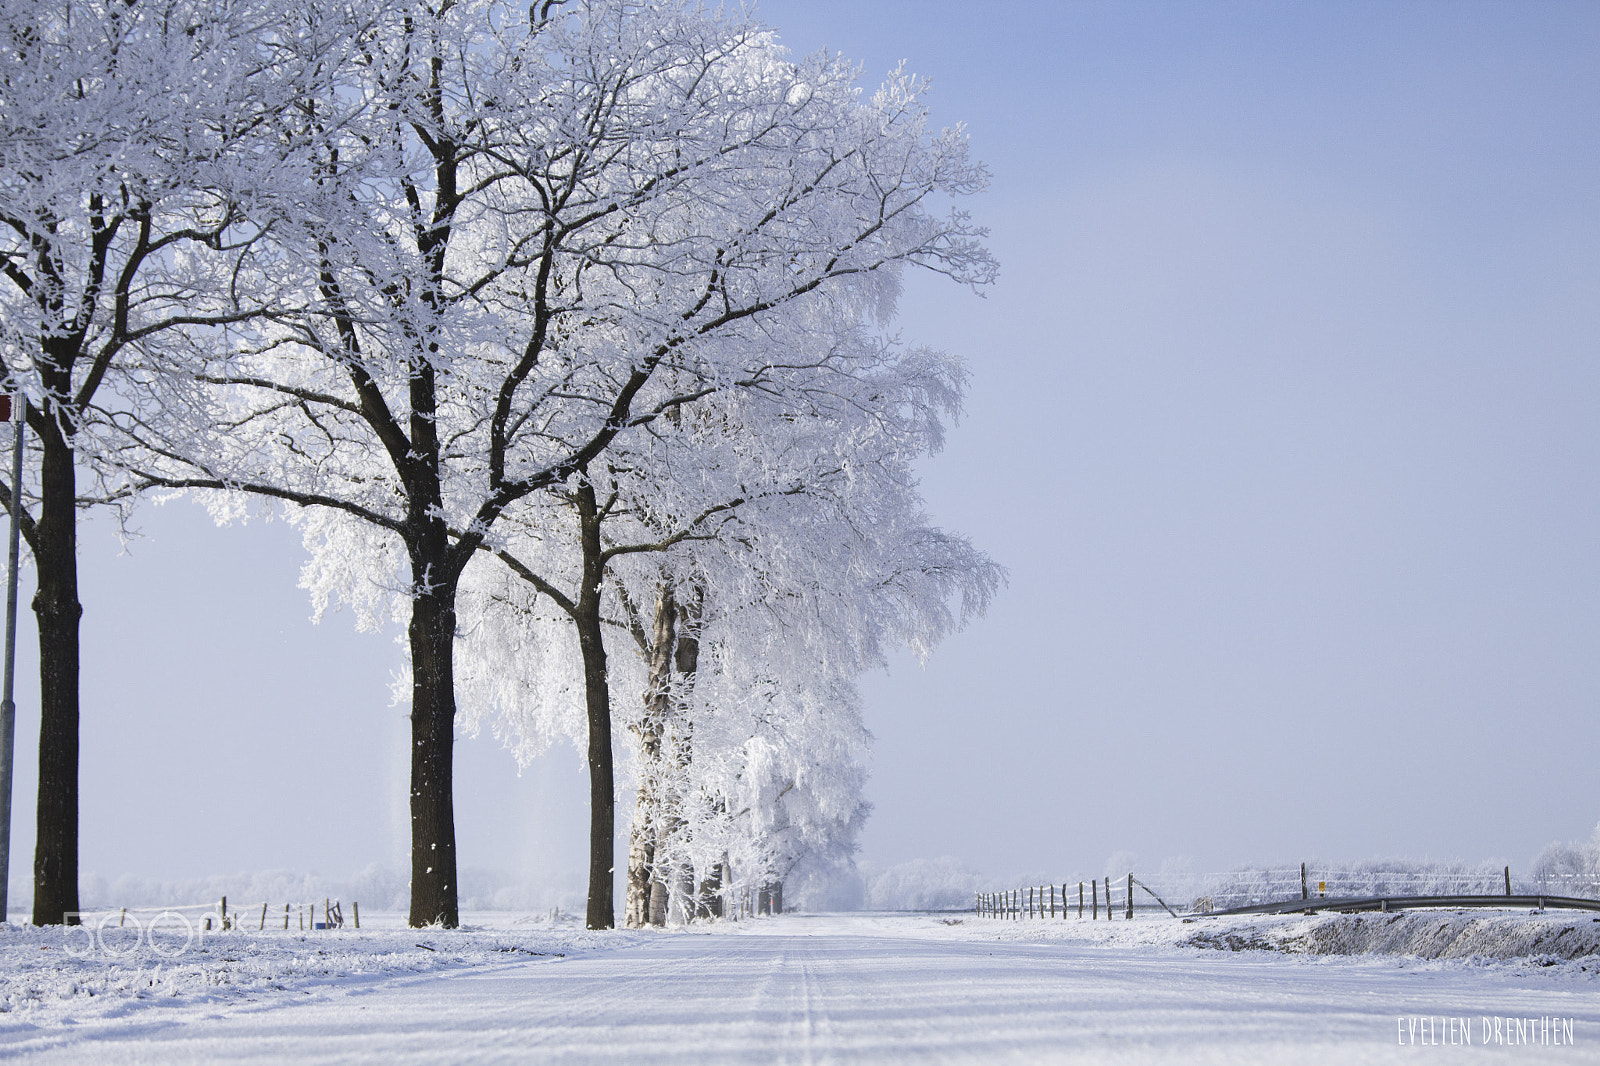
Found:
<box><xmin>1301</xmin><ymin>862</ymin><xmax>1308</xmax><ymax>901</ymax></box>
<box><xmin>353</xmin><ymin>902</ymin><xmax>360</xmax><ymax>930</ymax></box>
<box><xmin>1091</xmin><ymin>879</ymin><xmax>1098</xmax><ymax>920</ymax></box>
<box><xmin>220</xmin><ymin>896</ymin><xmax>228</xmax><ymax>931</ymax></box>
<box><xmin>260</xmin><ymin>902</ymin><xmax>267</xmax><ymax>931</ymax></box>
<box><xmin>283</xmin><ymin>904</ymin><xmax>290</xmax><ymax>930</ymax></box>
<box><xmin>1104</xmin><ymin>877</ymin><xmax>1111</xmax><ymax>920</ymax></box>
<box><xmin>1505</xmin><ymin>866</ymin><xmax>1512</xmax><ymax>896</ymax></box>
<box><xmin>1077</xmin><ymin>882</ymin><xmax>1082</xmax><ymax>919</ymax></box>
<box><xmin>1126</xmin><ymin>873</ymin><xmax>1133</xmax><ymax>919</ymax></box>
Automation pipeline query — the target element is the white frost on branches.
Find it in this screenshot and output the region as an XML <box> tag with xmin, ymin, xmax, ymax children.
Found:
<box><xmin>83</xmin><ymin>0</ymin><xmax>999</xmax><ymax>924</ymax></box>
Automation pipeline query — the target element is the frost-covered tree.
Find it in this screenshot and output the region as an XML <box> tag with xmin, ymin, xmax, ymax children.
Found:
<box><xmin>620</xmin><ymin>483</ymin><xmax>995</xmax><ymax>923</ymax></box>
<box><xmin>655</xmin><ymin>637</ymin><xmax>875</xmax><ymax>921</ymax></box>
<box><xmin>113</xmin><ymin>0</ymin><xmax>993</xmax><ymax>927</ymax></box>
<box><xmin>0</xmin><ymin>0</ymin><xmax>334</xmax><ymax>923</ymax></box>
<box><xmin>446</xmin><ymin>323</ymin><xmax>1001</xmax><ymax>927</ymax></box>
<box><xmin>1530</xmin><ymin>824</ymin><xmax>1600</xmax><ymax>896</ymax></box>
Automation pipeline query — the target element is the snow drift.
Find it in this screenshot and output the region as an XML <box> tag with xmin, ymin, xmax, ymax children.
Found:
<box><xmin>1189</xmin><ymin>911</ymin><xmax>1600</xmax><ymax>962</ymax></box>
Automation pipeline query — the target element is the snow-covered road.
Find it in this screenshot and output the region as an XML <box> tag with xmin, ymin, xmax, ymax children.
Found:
<box><xmin>5</xmin><ymin>914</ymin><xmax>1598</xmax><ymax>1063</ymax></box>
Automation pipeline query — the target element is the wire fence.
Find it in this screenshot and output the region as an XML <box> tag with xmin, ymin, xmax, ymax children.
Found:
<box><xmin>64</xmin><ymin>896</ymin><xmax>359</xmax><ymax>933</ymax></box>
<box><xmin>977</xmin><ymin>863</ymin><xmax>1600</xmax><ymax>919</ymax></box>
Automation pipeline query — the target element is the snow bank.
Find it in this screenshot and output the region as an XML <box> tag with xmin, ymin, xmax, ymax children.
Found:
<box><xmin>1189</xmin><ymin>910</ymin><xmax>1600</xmax><ymax>962</ymax></box>
<box><xmin>951</xmin><ymin>903</ymin><xmax>1600</xmax><ymax>972</ymax></box>
<box><xmin>0</xmin><ymin>913</ymin><xmax>643</xmax><ymax>1029</ymax></box>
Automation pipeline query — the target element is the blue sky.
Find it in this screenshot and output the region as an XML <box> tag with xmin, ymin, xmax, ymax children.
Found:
<box><xmin>6</xmin><ymin>1</ymin><xmax>1598</xmax><ymax>899</ymax></box>
<box><xmin>761</xmin><ymin>0</ymin><xmax>1600</xmax><ymax>877</ymax></box>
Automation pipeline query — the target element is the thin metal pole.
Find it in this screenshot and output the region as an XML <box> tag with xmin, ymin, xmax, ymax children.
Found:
<box><xmin>0</xmin><ymin>401</ymin><xmax>25</xmax><ymax>925</ymax></box>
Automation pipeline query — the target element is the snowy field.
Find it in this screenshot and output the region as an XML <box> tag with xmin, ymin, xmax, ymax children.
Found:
<box><xmin>0</xmin><ymin>910</ymin><xmax>1597</xmax><ymax>1063</ymax></box>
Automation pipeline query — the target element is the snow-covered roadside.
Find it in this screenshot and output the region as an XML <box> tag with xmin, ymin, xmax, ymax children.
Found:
<box><xmin>0</xmin><ymin>912</ymin><xmax>647</xmax><ymax>1031</ymax></box>
<box><xmin>5</xmin><ymin>912</ymin><xmax>1599</xmax><ymax>1064</ymax></box>
<box><xmin>1187</xmin><ymin>910</ymin><xmax>1600</xmax><ymax>964</ymax></box>
<box><xmin>785</xmin><ymin>908</ymin><xmax>1600</xmax><ymax>977</ymax></box>
<box><xmin>6</xmin><ymin>907</ymin><xmax>1596</xmax><ymax>1039</ymax></box>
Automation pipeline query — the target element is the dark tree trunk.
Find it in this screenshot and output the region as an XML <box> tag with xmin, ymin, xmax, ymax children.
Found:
<box><xmin>575</xmin><ymin>480</ymin><xmax>615</xmax><ymax>929</ymax></box>
<box><xmin>403</xmin><ymin>348</ymin><xmax>460</xmax><ymax>928</ymax></box>
<box><xmin>30</xmin><ymin>415</ymin><xmax>79</xmax><ymax>927</ymax></box>
<box><xmin>407</xmin><ymin>584</ymin><xmax>459</xmax><ymax>928</ymax></box>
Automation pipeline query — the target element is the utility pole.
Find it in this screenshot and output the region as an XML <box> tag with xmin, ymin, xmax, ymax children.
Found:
<box><xmin>0</xmin><ymin>397</ymin><xmax>25</xmax><ymax>924</ymax></box>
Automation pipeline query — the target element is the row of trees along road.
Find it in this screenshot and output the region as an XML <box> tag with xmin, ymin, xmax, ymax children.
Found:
<box><xmin>0</xmin><ymin>0</ymin><xmax>1000</xmax><ymax>928</ymax></box>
